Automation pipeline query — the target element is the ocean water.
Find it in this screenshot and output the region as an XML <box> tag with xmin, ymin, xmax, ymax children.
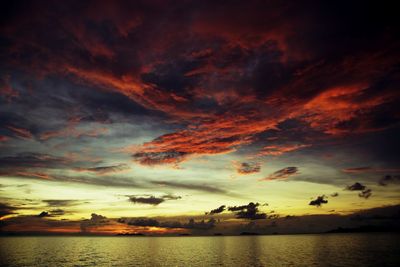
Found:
<box><xmin>0</xmin><ymin>233</ymin><xmax>399</xmax><ymax>266</ymax></box>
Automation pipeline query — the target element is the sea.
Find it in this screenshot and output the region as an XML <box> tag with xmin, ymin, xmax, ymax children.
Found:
<box><xmin>0</xmin><ymin>233</ymin><xmax>399</xmax><ymax>266</ymax></box>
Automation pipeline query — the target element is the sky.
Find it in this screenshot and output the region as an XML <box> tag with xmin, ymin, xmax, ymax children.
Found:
<box><xmin>0</xmin><ymin>0</ymin><xmax>399</xmax><ymax>235</ymax></box>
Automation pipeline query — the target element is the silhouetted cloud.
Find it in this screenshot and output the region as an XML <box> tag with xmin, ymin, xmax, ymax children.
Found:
<box><xmin>378</xmin><ymin>175</ymin><xmax>400</xmax><ymax>186</ymax></box>
<box><xmin>309</xmin><ymin>195</ymin><xmax>328</xmax><ymax>207</ymax></box>
<box><xmin>236</xmin><ymin>162</ymin><xmax>261</xmax><ymax>174</ymax></box>
<box><xmin>346</xmin><ymin>182</ymin><xmax>366</xmax><ymax>191</ymax></box>
<box><xmin>127</xmin><ymin>194</ymin><xmax>181</xmax><ymax>206</ymax></box>
<box><xmin>260</xmin><ymin>167</ymin><xmax>298</xmax><ymax>181</ymax></box>
<box><xmin>37</xmin><ymin>211</ymin><xmax>50</xmax><ymax>217</ymax></box>
<box><xmin>80</xmin><ymin>213</ymin><xmax>108</xmax><ymax>232</ymax></box>
<box><xmin>359</xmin><ymin>189</ymin><xmax>372</xmax><ymax>199</ymax></box>
<box><xmin>207</xmin><ymin>205</ymin><xmax>226</xmax><ymax>215</ymax></box>
<box><xmin>228</xmin><ymin>202</ymin><xmax>266</xmax><ymax>220</ymax></box>
<box><xmin>331</xmin><ymin>192</ymin><xmax>339</xmax><ymax>197</ymax></box>
<box><xmin>0</xmin><ymin>203</ymin><xmax>18</xmax><ymax>218</ymax></box>
<box><xmin>345</xmin><ymin>182</ymin><xmax>372</xmax><ymax>199</ymax></box>
<box><xmin>124</xmin><ymin>217</ymin><xmax>216</xmax><ymax>230</ymax></box>
<box><xmin>37</xmin><ymin>209</ymin><xmax>66</xmax><ymax>218</ymax></box>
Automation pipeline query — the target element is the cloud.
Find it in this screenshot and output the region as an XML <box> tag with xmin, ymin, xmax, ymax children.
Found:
<box><xmin>258</xmin><ymin>144</ymin><xmax>310</xmax><ymax>156</ymax></box>
<box><xmin>0</xmin><ymin>169</ymin><xmax>142</xmax><ymax>189</ymax></box>
<box><xmin>346</xmin><ymin>182</ymin><xmax>366</xmax><ymax>191</ymax></box>
<box><xmin>42</xmin><ymin>199</ymin><xmax>84</xmax><ymax>207</ymax></box>
<box><xmin>0</xmin><ymin>153</ymin><xmax>69</xmax><ymax>169</ymax></box>
<box><xmin>228</xmin><ymin>202</ymin><xmax>266</xmax><ymax>220</ymax></box>
<box><xmin>75</xmin><ymin>164</ymin><xmax>129</xmax><ymax>175</ymax></box>
<box><xmin>150</xmin><ymin>180</ymin><xmax>228</xmax><ymax>194</ymax></box>
<box><xmin>80</xmin><ymin>213</ymin><xmax>108</xmax><ymax>232</ymax></box>
<box><xmin>345</xmin><ymin>182</ymin><xmax>372</xmax><ymax>199</ymax></box>
<box><xmin>330</xmin><ymin>192</ymin><xmax>339</xmax><ymax>197</ymax></box>
<box><xmin>5</xmin><ymin>125</ymin><xmax>33</xmax><ymax>139</ymax></box>
<box><xmin>342</xmin><ymin>167</ymin><xmax>400</xmax><ymax>174</ymax></box>
<box><xmin>359</xmin><ymin>189</ymin><xmax>372</xmax><ymax>199</ymax></box>
<box><xmin>124</xmin><ymin>217</ymin><xmax>216</xmax><ymax>230</ymax></box>
<box><xmin>260</xmin><ymin>167</ymin><xmax>298</xmax><ymax>181</ymax></box>
<box><xmin>378</xmin><ymin>175</ymin><xmax>400</xmax><ymax>186</ymax></box>
<box><xmin>127</xmin><ymin>194</ymin><xmax>181</xmax><ymax>206</ymax></box>
<box><xmin>309</xmin><ymin>195</ymin><xmax>328</xmax><ymax>207</ymax></box>
<box><xmin>0</xmin><ymin>0</ymin><xmax>398</xmax><ymax>169</ymax></box>
<box><xmin>37</xmin><ymin>211</ymin><xmax>50</xmax><ymax>217</ymax></box>
<box><xmin>0</xmin><ymin>203</ymin><xmax>18</xmax><ymax>218</ymax></box>
<box><xmin>235</xmin><ymin>162</ymin><xmax>261</xmax><ymax>175</ymax></box>
<box><xmin>207</xmin><ymin>205</ymin><xmax>226</xmax><ymax>215</ymax></box>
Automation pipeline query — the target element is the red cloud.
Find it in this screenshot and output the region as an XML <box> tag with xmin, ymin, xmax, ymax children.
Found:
<box><xmin>6</xmin><ymin>126</ymin><xmax>33</xmax><ymax>139</ymax></box>
<box><xmin>258</xmin><ymin>144</ymin><xmax>310</xmax><ymax>156</ymax></box>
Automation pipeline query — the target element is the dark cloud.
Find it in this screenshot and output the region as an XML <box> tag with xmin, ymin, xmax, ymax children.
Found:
<box><xmin>378</xmin><ymin>175</ymin><xmax>400</xmax><ymax>186</ymax></box>
<box><xmin>127</xmin><ymin>194</ymin><xmax>181</xmax><ymax>206</ymax></box>
<box><xmin>261</xmin><ymin>167</ymin><xmax>298</xmax><ymax>181</ymax></box>
<box><xmin>0</xmin><ymin>169</ymin><xmax>142</xmax><ymax>188</ymax></box>
<box><xmin>330</xmin><ymin>192</ymin><xmax>339</xmax><ymax>197</ymax></box>
<box><xmin>236</xmin><ymin>162</ymin><xmax>261</xmax><ymax>174</ymax></box>
<box><xmin>0</xmin><ymin>203</ymin><xmax>18</xmax><ymax>218</ymax></box>
<box><xmin>76</xmin><ymin>164</ymin><xmax>129</xmax><ymax>175</ymax></box>
<box><xmin>207</xmin><ymin>205</ymin><xmax>226</xmax><ymax>215</ymax></box>
<box><xmin>150</xmin><ymin>180</ymin><xmax>228</xmax><ymax>194</ymax></box>
<box><xmin>80</xmin><ymin>213</ymin><xmax>108</xmax><ymax>232</ymax></box>
<box><xmin>42</xmin><ymin>199</ymin><xmax>84</xmax><ymax>207</ymax></box>
<box><xmin>309</xmin><ymin>195</ymin><xmax>328</xmax><ymax>207</ymax></box>
<box><xmin>37</xmin><ymin>209</ymin><xmax>66</xmax><ymax>218</ymax></box>
<box><xmin>228</xmin><ymin>202</ymin><xmax>266</xmax><ymax>220</ymax></box>
<box><xmin>346</xmin><ymin>182</ymin><xmax>366</xmax><ymax>191</ymax></box>
<box><xmin>0</xmin><ymin>153</ymin><xmax>69</xmax><ymax>169</ymax></box>
<box><xmin>123</xmin><ymin>217</ymin><xmax>216</xmax><ymax>230</ymax></box>
<box><xmin>37</xmin><ymin>211</ymin><xmax>49</xmax><ymax>217</ymax></box>
<box><xmin>359</xmin><ymin>189</ymin><xmax>372</xmax><ymax>199</ymax></box>
<box><xmin>345</xmin><ymin>182</ymin><xmax>373</xmax><ymax>199</ymax></box>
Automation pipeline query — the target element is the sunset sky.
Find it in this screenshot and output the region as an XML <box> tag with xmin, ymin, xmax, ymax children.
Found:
<box><xmin>0</xmin><ymin>0</ymin><xmax>399</xmax><ymax>235</ymax></box>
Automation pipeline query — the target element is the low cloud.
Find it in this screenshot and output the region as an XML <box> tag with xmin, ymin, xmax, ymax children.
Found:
<box><xmin>127</xmin><ymin>194</ymin><xmax>181</xmax><ymax>206</ymax></box>
<box><xmin>207</xmin><ymin>205</ymin><xmax>226</xmax><ymax>215</ymax></box>
<box><xmin>37</xmin><ymin>209</ymin><xmax>66</xmax><ymax>217</ymax></box>
<box><xmin>125</xmin><ymin>217</ymin><xmax>216</xmax><ymax>230</ymax></box>
<box><xmin>80</xmin><ymin>213</ymin><xmax>108</xmax><ymax>232</ymax></box>
<box><xmin>359</xmin><ymin>189</ymin><xmax>372</xmax><ymax>199</ymax></box>
<box><xmin>228</xmin><ymin>202</ymin><xmax>266</xmax><ymax>220</ymax></box>
<box><xmin>378</xmin><ymin>175</ymin><xmax>400</xmax><ymax>186</ymax></box>
<box><xmin>235</xmin><ymin>162</ymin><xmax>261</xmax><ymax>175</ymax></box>
<box><xmin>309</xmin><ymin>195</ymin><xmax>328</xmax><ymax>207</ymax></box>
<box><xmin>260</xmin><ymin>167</ymin><xmax>298</xmax><ymax>181</ymax></box>
<box><xmin>345</xmin><ymin>182</ymin><xmax>372</xmax><ymax>199</ymax></box>
<box><xmin>0</xmin><ymin>203</ymin><xmax>18</xmax><ymax>218</ymax></box>
<box><xmin>346</xmin><ymin>182</ymin><xmax>366</xmax><ymax>191</ymax></box>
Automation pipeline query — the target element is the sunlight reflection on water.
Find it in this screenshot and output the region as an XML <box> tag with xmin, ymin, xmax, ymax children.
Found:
<box><xmin>1</xmin><ymin>233</ymin><xmax>399</xmax><ymax>266</ymax></box>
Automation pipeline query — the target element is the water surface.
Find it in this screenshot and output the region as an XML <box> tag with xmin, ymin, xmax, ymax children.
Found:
<box><xmin>1</xmin><ymin>233</ymin><xmax>399</xmax><ymax>266</ymax></box>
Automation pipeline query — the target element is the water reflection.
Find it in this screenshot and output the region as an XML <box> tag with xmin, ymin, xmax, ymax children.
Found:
<box><xmin>0</xmin><ymin>233</ymin><xmax>399</xmax><ymax>266</ymax></box>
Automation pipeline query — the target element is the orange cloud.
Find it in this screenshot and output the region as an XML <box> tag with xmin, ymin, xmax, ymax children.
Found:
<box><xmin>258</xmin><ymin>144</ymin><xmax>310</xmax><ymax>156</ymax></box>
